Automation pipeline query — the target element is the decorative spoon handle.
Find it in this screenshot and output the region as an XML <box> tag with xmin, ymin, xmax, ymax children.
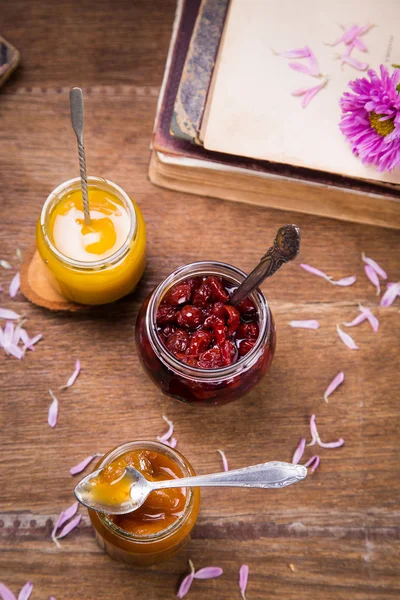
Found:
<box><xmin>230</xmin><ymin>224</ymin><xmax>301</xmax><ymax>306</ymax></box>
<box><xmin>70</xmin><ymin>87</ymin><xmax>90</xmax><ymax>225</ymax></box>
<box><xmin>148</xmin><ymin>461</ymin><xmax>306</xmax><ymax>491</ymax></box>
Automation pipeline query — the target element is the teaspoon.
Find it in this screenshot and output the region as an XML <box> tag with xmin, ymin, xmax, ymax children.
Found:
<box><xmin>74</xmin><ymin>461</ymin><xmax>307</xmax><ymax>515</ymax></box>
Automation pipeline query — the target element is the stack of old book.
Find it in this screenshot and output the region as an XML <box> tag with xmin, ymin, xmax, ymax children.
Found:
<box><xmin>149</xmin><ymin>0</ymin><xmax>400</xmax><ymax>229</ymax></box>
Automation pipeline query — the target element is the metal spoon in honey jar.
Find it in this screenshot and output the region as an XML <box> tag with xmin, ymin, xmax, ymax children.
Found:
<box><xmin>74</xmin><ymin>460</ymin><xmax>307</xmax><ymax>515</ymax></box>
<box><xmin>230</xmin><ymin>224</ymin><xmax>301</xmax><ymax>307</ymax></box>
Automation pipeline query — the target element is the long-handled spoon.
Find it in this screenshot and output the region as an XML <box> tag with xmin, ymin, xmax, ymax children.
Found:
<box><xmin>230</xmin><ymin>224</ymin><xmax>301</xmax><ymax>306</ymax></box>
<box><xmin>74</xmin><ymin>461</ymin><xmax>307</xmax><ymax>515</ymax></box>
<box><xmin>69</xmin><ymin>87</ymin><xmax>91</xmax><ymax>225</ymax></box>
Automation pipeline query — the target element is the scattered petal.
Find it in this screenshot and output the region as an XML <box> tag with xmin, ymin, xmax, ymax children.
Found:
<box><xmin>48</xmin><ymin>389</ymin><xmax>59</xmax><ymax>428</ymax></box>
<box><xmin>163</xmin><ymin>437</ymin><xmax>177</xmax><ymax>448</ymax></box>
<box><xmin>292</xmin><ymin>438</ymin><xmax>306</xmax><ymax>464</ymax></box>
<box><xmin>300</xmin><ymin>263</ymin><xmax>332</xmax><ymax>282</ymax></box>
<box><xmin>70</xmin><ymin>454</ymin><xmax>101</xmax><ymax>475</ymax></box>
<box><xmin>274</xmin><ymin>46</ymin><xmax>311</xmax><ymax>59</ymax></box>
<box><xmin>22</xmin><ymin>333</ymin><xmax>42</xmax><ymax>351</ymax></box>
<box><xmin>177</xmin><ymin>574</ymin><xmax>194</xmax><ymax>599</ymax></box>
<box><xmin>333</xmin><ymin>276</ymin><xmax>357</xmax><ymax>286</ymax></box>
<box><xmin>52</xmin><ymin>501</ymin><xmax>79</xmax><ymax>542</ymax></box>
<box><xmin>9</xmin><ymin>272</ymin><xmax>20</xmax><ymax>298</ymax></box>
<box><xmin>304</xmin><ymin>455</ymin><xmax>320</xmax><ymax>472</ymax></box>
<box><xmin>340</xmin><ymin>54</ymin><xmax>369</xmax><ymax>71</ymax></box>
<box><xmin>16</xmin><ymin>249</ymin><xmax>23</xmax><ymax>261</ymax></box>
<box><xmin>18</xmin><ymin>582</ymin><xmax>33</xmax><ymax>600</ymax></box>
<box><xmin>352</xmin><ymin>37</ymin><xmax>367</xmax><ymax>52</ymax></box>
<box><xmin>308</xmin><ymin>414</ymin><xmax>319</xmax><ymax>446</ymax></box>
<box><xmin>0</xmin><ymin>583</ymin><xmax>17</xmax><ymax>600</ymax></box>
<box><xmin>326</xmin><ymin>24</ymin><xmax>370</xmax><ymax>46</ymax></box>
<box><xmin>3</xmin><ymin>322</ymin><xmax>14</xmax><ymax>349</ymax></box>
<box><xmin>344</xmin><ymin>311</ymin><xmax>369</xmax><ymax>327</ymax></box>
<box><xmin>380</xmin><ymin>282</ymin><xmax>400</xmax><ymax>307</ymax></box>
<box><xmin>307</xmin><ymin>48</ymin><xmax>321</xmax><ymax>77</ymax></box>
<box><xmin>239</xmin><ymin>564</ymin><xmax>249</xmax><ymax>600</ymax></box>
<box><xmin>366</xmin><ymin>310</ymin><xmax>379</xmax><ymax>333</ymax></box>
<box><xmin>288</xmin><ymin>563</ymin><xmax>296</xmax><ymax>572</ymax></box>
<box><xmin>308</xmin><ymin>414</ymin><xmax>344</xmax><ymax>449</ymax></box>
<box><xmin>56</xmin><ymin>514</ymin><xmax>82</xmax><ymax>539</ymax></box>
<box><xmin>60</xmin><ymin>359</ymin><xmax>81</xmax><ymax>390</ymax></box>
<box><xmin>323</xmin><ymin>372</ymin><xmax>344</xmax><ymax>402</ymax></box>
<box><xmin>157</xmin><ymin>415</ymin><xmax>174</xmax><ymax>443</ymax></box>
<box><xmin>0</xmin><ymin>308</ymin><xmax>20</xmax><ymax>320</ymax></box>
<box><xmin>364</xmin><ymin>265</ymin><xmax>381</xmax><ymax>295</ymax></box>
<box><xmin>299</xmin><ymin>263</ymin><xmax>354</xmax><ymax>285</ymax></box>
<box><xmin>7</xmin><ymin>344</ymin><xmax>24</xmax><ymax>360</ymax></box>
<box><xmin>289</xmin><ymin>320</ymin><xmax>320</xmax><ymax>329</ymax></box>
<box><xmin>361</xmin><ymin>253</ymin><xmax>387</xmax><ymax>280</ymax></box>
<box><xmin>177</xmin><ymin>560</ymin><xmax>195</xmax><ymax>599</ymax></box>
<box><xmin>194</xmin><ymin>567</ymin><xmax>223</xmax><ymax>580</ymax></box>
<box><xmin>0</xmin><ymin>260</ymin><xmax>12</xmax><ymax>270</ymax></box>
<box><xmin>289</xmin><ymin>61</ymin><xmax>319</xmax><ymax>77</ymax></box>
<box><xmin>336</xmin><ymin>324</ymin><xmax>359</xmax><ymax>350</ymax></box>
<box><xmin>217</xmin><ymin>449</ymin><xmax>229</xmax><ymax>472</ymax></box>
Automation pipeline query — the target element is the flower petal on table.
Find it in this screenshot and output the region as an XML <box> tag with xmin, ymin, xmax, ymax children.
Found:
<box><xmin>70</xmin><ymin>454</ymin><xmax>100</xmax><ymax>475</ymax></box>
<box><xmin>308</xmin><ymin>414</ymin><xmax>319</xmax><ymax>446</ymax></box>
<box><xmin>0</xmin><ymin>583</ymin><xmax>17</xmax><ymax>600</ymax></box>
<box><xmin>7</xmin><ymin>344</ymin><xmax>24</xmax><ymax>360</ymax></box>
<box><xmin>177</xmin><ymin>573</ymin><xmax>194</xmax><ymax>599</ymax></box>
<box><xmin>323</xmin><ymin>371</ymin><xmax>344</xmax><ymax>402</ymax></box>
<box><xmin>9</xmin><ymin>272</ymin><xmax>20</xmax><ymax>298</ymax></box>
<box><xmin>56</xmin><ymin>514</ymin><xmax>82</xmax><ymax>539</ymax></box>
<box><xmin>0</xmin><ymin>308</ymin><xmax>20</xmax><ymax>320</ymax></box>
<box><xmin>0</xmin><ymin>260</ymin><xmax>12</xmax><ymax>270</ymax></box>
<box><xmin>364</xmin><ymin>265</ymin><xmax>381</xmax><ymax>295</ymax></box>
<box><xmin>308</xmin><ymin>414</ymin><xmax>344</xmax><ymax>449</ymax></box>
<box><xmin>157</xmin><ymin>415</ymin><xmax>174</xmax><ymax>442</ymax></box>
<box><xmin>289</xmin><ymin>320</ymin><xmax>320</xmax><ymax>329</ymax></box>
<box><xmin>304</xmin><ymin>455</ymin><xmax>320</xmax><ymax>472</ymax></box>
<box><xmin>194</xmin><ymin>567</ymin><xmax>223</xmax><ymax>580</ymax></box>
<box><xmin>299</xmin><ymin>263</ymin><xmax>332</xmax><ymax>281</ymax></box>
<box><xmin>340</xmin><ymin>54</ymin><xmax>369</xmax><ymax>71</ymax></box>
<box><xmin>380</xmin><ymin>282</ymin><xmax>400</xmax><ymax>307</ymax></box>
<box><xmin>217</xmin><ymin>449</ymin><xmax>229</xmax><ymax>472</ymax></box>
<box><xmin>60</xmin><ymin>359</ymin><xmax>81</xmax><ymax>389</ymax></box>
<box><xmin>17</xmin><ymin>582</ymin><xmax>33</xmax><ymax>600</ymax></box>
<box><xmin>361</xmin><ymin>253</ymin><xmax>387</xmax><ymax>280</ymax></box>
<box><xmin>336</xmin><ymin>325</ymin><xmax>359</xmax><ymax>350</ymax></box>
<box><xmin>292</xmin><ymin>438</ymin><xmax>306</xmax><ymax>464</ymax></box>
<box><xmin>52</xmin><ymin>501</ymin><xmax>79</xmax><ymax>539</ymax></box>
<box><xmin>352</xmin><ymin>36</ymin><xmax>367</xmax><ymax>51</ymax></box>
<box><xmin>48</xmin><ymin>389</ymin><xmax>59</xmax><ymax>428</ymax></box>
<box><xmin>239</xmin><ymin>564</ymin><xmax>249</xmax><ymax>600</ymax></box>
<box><xmin>333</xmin><ymin>275</ymin><xmax>357</xmax><ymax>286</ymax></box>
<box><xmin>274</xmin><ymin>46</ymin><xmax>311</xmax><ymax>58</ymax></box>
<box><xmin>288</xmin><ymin>61</ymin><xmax>319</xmax><ymax>76</ymax></box>
<box><xmin>344</xmin><ymin>310</ymin><xmax>369</xmax><ymax>327</ymax></box>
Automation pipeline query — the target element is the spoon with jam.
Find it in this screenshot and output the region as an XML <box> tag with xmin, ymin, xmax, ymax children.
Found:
<box><xmin>75</xmin><ymin>459</ymin><xmax>307</xmax><ymax>515</ymax></box>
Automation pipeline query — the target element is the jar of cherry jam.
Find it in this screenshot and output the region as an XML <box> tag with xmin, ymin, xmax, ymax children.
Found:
<box><xmin>135</xmin><ymin>261</ymin><xmax>276</xmax><ymax>406</ymax></box>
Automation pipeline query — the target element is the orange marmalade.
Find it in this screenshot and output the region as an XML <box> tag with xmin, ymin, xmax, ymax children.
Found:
<box><xmin>88</xmin><ymin>441</ymin><xmax>200</xmax><ymax>565</ymax></box>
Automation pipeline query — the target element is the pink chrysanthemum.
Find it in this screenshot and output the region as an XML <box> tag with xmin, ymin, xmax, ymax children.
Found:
<box><xmin>339</xmin><ymin>65</ymin><xmax>400</xmax><ymax>172</ymax></box>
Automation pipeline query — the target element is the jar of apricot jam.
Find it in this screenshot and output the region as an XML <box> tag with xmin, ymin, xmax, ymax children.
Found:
<box><xmin>136</xmin><ymin>261</ymin><xmax>276</xmax><ymax>406</ymax></box>
<box><xmin>88</xmin><ymin>441</ymin><xmax>200</xmax><ymax>565</ymax></box>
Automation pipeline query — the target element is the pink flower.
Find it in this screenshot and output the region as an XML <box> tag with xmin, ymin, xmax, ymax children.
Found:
<box><xmin>339</xmin><ymin>65</ymin><xmax>400</xmax><ymax>172</ymax></box>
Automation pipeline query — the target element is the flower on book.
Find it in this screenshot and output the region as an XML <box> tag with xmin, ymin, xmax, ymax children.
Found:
<box><xmin>339</xmin><ymin>65</ymin><xmax>400</xmax><ymax>172</ymax></box>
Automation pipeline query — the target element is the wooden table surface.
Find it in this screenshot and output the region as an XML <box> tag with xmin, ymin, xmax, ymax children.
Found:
<box><xmin>1</xmin><ymin>1</ymin><xmax>400</xmax><ymax>598</ymax></box>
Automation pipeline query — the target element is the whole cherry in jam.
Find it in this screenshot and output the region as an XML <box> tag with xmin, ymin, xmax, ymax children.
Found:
<box><xmin>156</xmin><ymin>276</ymin><xmax>259</xmax><ymax>369</ymax></box>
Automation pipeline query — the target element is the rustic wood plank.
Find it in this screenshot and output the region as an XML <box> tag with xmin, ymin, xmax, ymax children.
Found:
<box><xmin>0</xmin><ymin>1</ymin><xmax>399</xmax><ymax>599</ymax></box>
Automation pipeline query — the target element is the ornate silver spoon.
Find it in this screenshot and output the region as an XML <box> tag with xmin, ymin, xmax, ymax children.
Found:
<box><xmin>75</xmin><ymin>461</ymin><xmax>307</xmax><ymax>515</ymax></box>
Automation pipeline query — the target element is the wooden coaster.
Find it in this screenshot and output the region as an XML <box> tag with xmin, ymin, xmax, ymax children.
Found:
<box><xmin>20</xmin><ymin>244</ymin><xmax>87</xmax><ymax>312</ymax></box>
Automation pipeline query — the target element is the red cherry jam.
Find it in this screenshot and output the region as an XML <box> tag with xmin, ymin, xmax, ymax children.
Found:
<box><xmin>156</xmin><ymin>276</ymin><xmax>259</xmax><ymax>369</ymax></box>
<box><xmin>135</xmin><ymin>262</ymin><xmax>276</xmax><ymax>406</ymax></box>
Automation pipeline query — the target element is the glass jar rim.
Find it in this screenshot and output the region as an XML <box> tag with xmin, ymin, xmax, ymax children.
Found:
<box><xmin>39</xmin><ymin>176</ymin><xmax>137</xmax><ymax>270</ymax></box>
<box><xmin>97</xmin><ymin>440</ymin><xmax>195</xmax><ymax>544</ymax></box>
<box><xmin>146</xmin><ymin>261</ymin><xmax>271</xmax><ymax>381</ymax></box>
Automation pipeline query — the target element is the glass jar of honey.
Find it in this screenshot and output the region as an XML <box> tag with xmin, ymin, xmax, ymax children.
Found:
<box><xmin>88</xmin><ymin>441</ymin><xmax>200</xmax><ymax>565</ymax></box>
<box><xmin>36</xmin><ymin>176</ymin><xmax>146</xmax><ymax>305</ymax></box>
<box><xmin>136</xmin><ymin>261</ymin><xmax>276</xmax><ymax>406</ymax></box>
